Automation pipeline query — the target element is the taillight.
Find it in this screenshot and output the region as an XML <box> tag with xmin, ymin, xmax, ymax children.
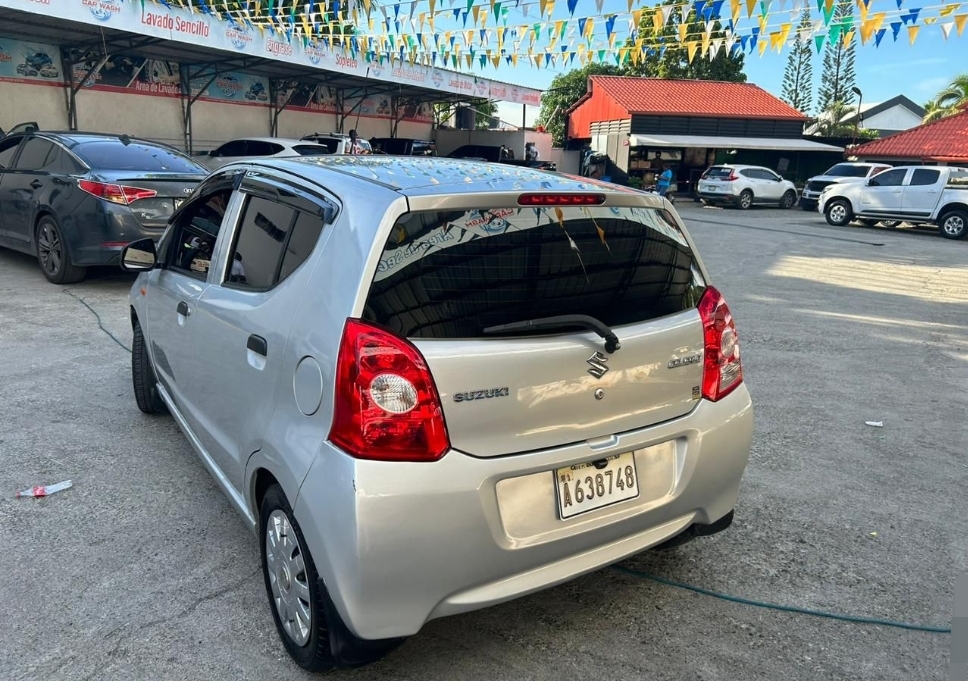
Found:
<box><xmin>518</xmin><ymin>193</ymin><xmax>606</xmax><ymax>206</ymax></box>
<box><xmin>329</xmin><ymin>319</ymin><xmax>450</xmax><ymax>462</ymax></box>
<box><xmin>698</xmin><ymin>286</ymin><xmax>743</xmax><ymax>402</ymax></box>
<box><xmin>78</xmin><ymin>180</ymin><xmax>157</xmax><ymax>205</ymax></box>
<box><xmin>725</xmin><ymin>173</ymin><xmax>739</xmax><ymax>181</ymax></box>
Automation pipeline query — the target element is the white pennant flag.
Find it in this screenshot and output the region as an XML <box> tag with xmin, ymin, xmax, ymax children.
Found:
<box><xmin>595</xmin><ymin>0</ymin><xmax>605</xmax><ymax>13</ymax></box>
<box><xmin>799</xmin><ymin>26</ymin><xmax>812</xmax><ymax>40</ymax></box>
<box><xmin>705</xmin><ymin>20</ymin><xmax>714</xmax><ymax>38</ymax></box>
<box><xmin>660</xmin><ymin>5</ymin><xmax>673</xmax><ymax>24</ymax></box>
<box><xmin>680</xmin><ymin>5</ymin><xmax>690</xmax><ymax>24</ymax></box>
<box><xmin>941</xmin><ymin>21</ymin><xmax>954</xmax><ymax>39</ymax></box>
<box><xmin>522</xmin><ymin>3</ymin><xmax>529</xmax><ymax>16</ymax></box>
<box><xmin>725</xmin><ymin>33</ymin><xmax>737</xmax><ymax>51</ymax></box>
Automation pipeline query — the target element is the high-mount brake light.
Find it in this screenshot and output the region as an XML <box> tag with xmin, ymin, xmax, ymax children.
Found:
<box><xmin>517</xmin><ymin>193</ymin><xmax>606</xmax><ymax>206</ymax></box>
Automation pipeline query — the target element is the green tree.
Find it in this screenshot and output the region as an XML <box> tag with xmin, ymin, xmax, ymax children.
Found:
<box><xmin>923</xmin><ymin>73</ymin><xmax>968</xmax><ymax>122</ymax></box>
<box><xmin>817</xmin><ymin>3</ymin><xmax>857</xmax><ymax>111</ymax></box>
<box><xmin>623</xmin><ymin>0</ymin><xmax>746</xmax><ymax>81</ymax></box>
<box><xmin>781</xmin><ymin>6</ymin><xmax>813</xmax><ymax>114</ymax></box>
<box><xmin>475</xmin><ymin>100</ymin><xmax>498</xmax><ymax>129</ymax></box>
<box><xmin>536</xmin><ymin>62</ymin><xmax>622</xmax><ymax>146</ymax></box>
<box><xmin>813</xmin><ymin>100</ymin><xmax>878</xmax><ymax>140</ymax></box>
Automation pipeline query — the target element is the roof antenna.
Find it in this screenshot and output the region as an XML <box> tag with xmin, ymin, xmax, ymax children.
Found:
<box><xmin>118</xmin><ymin>134</ymin><xmax>131</xmax><ymax>146</ymax></box>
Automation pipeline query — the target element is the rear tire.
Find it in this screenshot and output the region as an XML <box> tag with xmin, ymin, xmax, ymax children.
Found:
<box><xmin>738</xmin><ymin>190</ymin><xmax>753</xmax><ymax>210</ymax></box>
<box><xmin>880</xmin><ymin>220</ymin><xmax>901</xmax><ymax>228</ymax></box>
<box><xmin>825</xmin><ymin>199</ymin><xmax>853</xmax><ymax>227</ymax></box>
<box><xmin>132</xmin><ymin>321</ymin><xmax>168</xmax><ymax>414</ymax></box>
<box><xmin>36</xmin><ymin>216</ymin><xmax>86</xmax><ymax>284</ymax></box>
<box><xmin>780</xmin><ymin>190</ymin><xmax>796</xmax><ymax>209</ymax></box>
<box><xmin>859</xmin><ymin>219</ymin><xmax>878</xmax><ymax>227</ymax></box>
<box><xmin>938</xmin><ymin>209</ymin><xmax>967</xmax><ymax>240</ymax></box>
<box><xmin>260</xmin><ymin>485</ymin><xmax>404</xmax><ymax>671</ymax></box>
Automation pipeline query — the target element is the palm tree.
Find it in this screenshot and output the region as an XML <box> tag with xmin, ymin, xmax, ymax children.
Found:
<box><xmin>923</xmin><ymin>73</ymin><xmax>968</xmax><ymax>122</ymax></box>
<box><xmin>815</xmin><ymin>100</ymin><xmax>854</xmax><ymax>137</ymax></box>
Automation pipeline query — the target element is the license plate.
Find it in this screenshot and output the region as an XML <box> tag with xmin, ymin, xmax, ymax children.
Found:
<box><xmin>706</xmin><ymin>186</ymin><xmax>718</xmax><ymax>191</ymax></box>
<box><xmin>555</xmin><ymin>451</ymin><xmax>639</xmax><ymax>519</ymax></box>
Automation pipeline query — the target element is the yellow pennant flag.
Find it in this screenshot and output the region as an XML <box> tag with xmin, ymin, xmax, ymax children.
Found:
<box><xmin>429</xmin><ymin>14</ymin><xmax>435</xmax><ymax>30</ymax></box>
<box><xmin>907</xmin><ymin>24</ymin><xmax>920</xmax><ymax>44</ymax></box>
<box><xmin>686</xmin><ymin>41</ymin><xmax>699</xmax><ymax>62</ymax></box>
<box><xmin>652</xmin><ymin>9</ymin><xmax>664</xmax><ymax>32</ymax></box>
<box><xmin>860</xmin><ymin>19</ymin><xmax>875</xmax><ymax>43</ymax></box>
<box><xmin>363</xmin><ymin>0</ymin><xmax>371</xmax><ymax>14</ymax></box>
<box><xmin>628</xmin><ymin>0</ymin><xmax>634</xmax><ymax>12</ymax></box>
<box><xmin>745</xmin><ymin>0</ymin><xmax>756</xmax><ymax>18</ymax></box>
<box><xmin>535</xmin><ymin>53</ymin><xmax>545</xmax><ymax>67</ymax></box>
<box><xmin>584</xmin><ymin>18</ymin><xmax>595</xmax><ymax>39</ymax></box>
<box><xmin>758</xmin><ymin>37</ymin><xmax>768</xmax><ymax>55</ymax></box>
<box><xmin>549</xmin><ymin>34</ymin><xmax>558</xmax><ymax>49</ymax></box>
<box><xmin>539</xmin><ymin>0</ymin><xmax>548</xmax><ymax>17</ymax></box>
<box><xmin>492</xmin><ymin>54</ymin><xmax>500</xmax><ymax>67</ymax></box>
<box><xmin>779</xmin><ymin>21</ymin><xmax>792</xmax><ymax>44</ymax></box>
<box><xmin>939</xmin><ymin>3</ymin><xmax>960</xmax><ymax>17</ymax></box>
<box><xmin>702</xmin><ymin>33</ymin><xmax>711</xmax><ymax>54</ymax></box>
<box><xmin>465</xmin><ymin>30</ymin><xmax>474</xmax><ymax>45</ymax></box>
<box><xmin>555</xmin><ymin>19</ymin><xmax>565</xmax><ymax>36</ymax></box>
<box><xmin>547</xmin><ymin>0</ymin><xmax>556</xmax><ymax>17</ymax></box>
<box><xmin>512</xmin><ymin>53</ymin><xmax>519</xmax><ymax>66</ymax></box>
<box><xmin>632</xmin><ymin>9</ymin><xmax>643</xmax><ymax>28</ymax></box>
<box><xmin>843</xmin><ymin>28</ymin><xmax>855</xmax><ymax>46</ymax></box>
<box><xmin>768</xmin><ymin>31</ymin><xmax>781</xmax><ymax>51</ymax></box>
<box><xmin>418</xmin><ymin>12</ymin><xmax>426</xmax><ymax>31</ymax></box>
<box><xmin>679</xmin><ymin>22</ymin><xmax>689</xmax><ymax>41</ymax></box>
<box><xmin>759</xmin><ymin>15</ymin><xmax>768</xmax><ymax>33</ymax></box>
<box><xmin>923</xmin><ymin>16</ymin><xmax>938</xmax><ymax>24</ymax></box>
<box><xmin>428</xmin><ymin>0</ymin><xmax>436</xmax><ymax>14</ymax></box>
<box><xmin>472</xmin><ymin>5</ymin><xmax>480</xmax><ymax>25</ymax></box>
<box><xmin>479</xmin><ymin>9</ymin><xmax>489</xmax><ymax>25</ymax></box>
<box><xmin>956</xmin><ymin>13</ymin><xmax>968</xmax><ymax>35</ymax></box>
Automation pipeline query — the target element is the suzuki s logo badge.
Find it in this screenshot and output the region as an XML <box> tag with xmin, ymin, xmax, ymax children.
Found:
<box><xmin>586</xmin><ymin>351</ymin><xmax>609</xmax><ymax>379</ymax></box>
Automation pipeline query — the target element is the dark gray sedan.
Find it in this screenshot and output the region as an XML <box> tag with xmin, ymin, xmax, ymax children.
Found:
<box><xmin>0</xmin><ymin>131</ymin><xmax>208</xmax><ymax>283</ymax></box>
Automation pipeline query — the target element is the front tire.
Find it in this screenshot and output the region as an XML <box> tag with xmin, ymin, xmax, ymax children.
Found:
<box><xmin>939</xmin><ymin>209</ymin><xmax>967</xmax><ymax>240</ymax></box>
<box><xmin>825</xmin><ymin>199</ymin><xmax>853</xmax><ymax>227</ymax></box>
<box><xmin>260</xmin><ymin>485</ymin><xmax>404</xmax><ymax>671</ymax></box>
<box><xmin>780</xmin><ymin>190</ymin><xmax>796</xmax><ymax>209</ymax></box>
<box><xmin>36</xmin><ymin>216</ymin><xmax>86</xmax><ymax>284</ymax></box>
<box><xmin>738</xmin><ymin>190</ymin><xmax>754</xmax><ymax>210</ymax></box>
<box><xmin>132</xmin><ymin>321</ymin><xmax>168</xmax><ymax>414</ymax></box>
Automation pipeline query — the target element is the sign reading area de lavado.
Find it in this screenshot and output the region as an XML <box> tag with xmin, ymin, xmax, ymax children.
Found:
<box><xmin>0</xmin><ymin>0</ymin><xmax>542</xmax><ymax>106</ymax></box>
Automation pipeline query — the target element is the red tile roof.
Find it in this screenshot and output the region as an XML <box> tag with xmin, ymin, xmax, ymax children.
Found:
<box><xmin>852</xmin><ymin>109</ymin><xmax>968</xmax><ymax>162</ymax></box>
<box><xmin>572</xmin><ymin>76</ymin><xmax>807</xmax><ymax>120</ymax></box>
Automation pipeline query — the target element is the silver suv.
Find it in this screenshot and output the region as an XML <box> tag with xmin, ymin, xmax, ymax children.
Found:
<box><xmin>120</xmin><ymin>157</ymin><xmax>753</xmax><ymax>672</ymax></box>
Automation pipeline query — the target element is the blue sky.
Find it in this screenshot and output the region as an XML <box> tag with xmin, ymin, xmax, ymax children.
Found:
<box><xmin>470</xmin><ymin>0</ymin><xmax>966</xmax><ymax>126</ymax></box>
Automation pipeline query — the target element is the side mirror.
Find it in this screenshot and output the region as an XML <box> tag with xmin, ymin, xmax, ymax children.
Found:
<box><xmin>120</xmin><ymin>238</ymin><xmax>157</xmax><ymax>272</ymax></box>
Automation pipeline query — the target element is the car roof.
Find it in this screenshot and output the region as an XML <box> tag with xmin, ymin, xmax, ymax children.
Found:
<box><xmin>227</xmin><ymin>137</ymin><xmax>315</xmax><ymax>145</ymax></box>
<box><xmin>25</xmin><ymin>131</ymin><xmax>176</xmax><ymax>149</ymax></box>
<box><xmin>242</xmin><ymin>156</ymin><xmax>621</xmax><ymax>197</ymax></box>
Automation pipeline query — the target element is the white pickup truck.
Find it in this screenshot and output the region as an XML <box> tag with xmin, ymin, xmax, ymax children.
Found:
<box><xmin>820</xmin><ymin>165</ymin><xmax>968</xmax><ymax>239</ymax></box>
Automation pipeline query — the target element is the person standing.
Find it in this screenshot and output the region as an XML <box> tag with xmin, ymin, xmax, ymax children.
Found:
<box><xmin>348</xmin><ymin>129</ymin><xmax>363</xmax><ymax>155</ymax></box>
<box><xmin>525</xmin><ymin>142</ymin><xmax>539</xmax><ymax>161</ymax></box>
<box><xmin>657</xmin><ymin>164</ymin><xmax>674</xmax><ymax>197</ymax></box>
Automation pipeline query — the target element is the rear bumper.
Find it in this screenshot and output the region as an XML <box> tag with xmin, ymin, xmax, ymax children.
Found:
<box><xmin>292</xmin><ymin>385</ymin><xmax>754</xmax><ymax>640</ymax></box>
<box><xmin>699</xmin><ymin>192</ymin><xmax>738</xmax><ymax>204</ymax></box>
<box><xmin>67</xmin><ymin>203</ymin><xmax>166</xmax><ymax>266</ymax></box>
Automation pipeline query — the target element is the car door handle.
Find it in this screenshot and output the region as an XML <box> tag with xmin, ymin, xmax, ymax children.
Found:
<box><xmin>176</xmin><ymin>301</ymin><xmax>191</xmax><ymax>317</ymax></box>
<box><xmin>247</xmin><ymin>334</ymin><xmax>267</xmax><ymax>357</ymax></box>
<box><xmin>30</xmin><ymin>180</ymin><xmax>43</xmax><ymax>189</ymax></box>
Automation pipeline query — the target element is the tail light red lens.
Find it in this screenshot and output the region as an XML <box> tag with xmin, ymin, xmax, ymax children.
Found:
<box><xmin>726</xmin><ymin>173</ymin><xmax>739</xmax><ymax>181</ymax></box>
<box><xmin>518</xmin><ymin>193</ymin><xmax>606</xmax><ymax>206</ymax></box>
<box><xmin>78</xmin><ymin>180</ymin><xmax>157</xmax><ymax>205</ymax></box>
<box><xmin>329</xmin><ymin>319</ymin><xmax>450</xmax><ymax>462</ymax></box>
<box><xmin>698</xmin><ymin>286</ymin><xmax>744</xmax><ymax>402</ymax></box>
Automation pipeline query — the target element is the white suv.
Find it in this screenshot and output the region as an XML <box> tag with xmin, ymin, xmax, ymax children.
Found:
<box><xmin>698</xmin><ymin>164</ymin><xmax>798</xmax><ymax>210</ymax></box>
<box><xmin>799</xmin><ymin>162</ymin><xmax>892</xmax><ymax>212</ymax></box>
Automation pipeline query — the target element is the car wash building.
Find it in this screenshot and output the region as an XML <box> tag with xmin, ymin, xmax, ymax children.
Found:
<box><xmin>0</xmin><ymin>0</ymin><xmax>541</xmax><ymax>153</ymax></box>
<box><xmin>566</xmin><ymin>76</ymin><xmax>842</xmax><ymax>193</ymax></box>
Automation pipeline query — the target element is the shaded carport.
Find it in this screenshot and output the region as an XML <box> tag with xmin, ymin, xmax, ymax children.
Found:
<box><xmin>0</xmin><ymin>6</ymin><xmax>485</xmax><ymax>152</ymax></box>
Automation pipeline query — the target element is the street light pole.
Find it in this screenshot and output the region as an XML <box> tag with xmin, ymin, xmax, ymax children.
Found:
<box><xmin>851</xmin><ymin>86</ymin><xmax>863</xmax><ymax>147</ymax></box>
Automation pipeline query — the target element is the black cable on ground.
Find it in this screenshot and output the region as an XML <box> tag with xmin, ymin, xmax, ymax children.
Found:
<box><xmin>611</xmin><ymin>565</ymin><xmax>951</xmax><ymax>634</ymax></box>
<box><xmin>63</xmin><ymin>289</ymin><xmax>132</xmax><ymax>353</ymax></box>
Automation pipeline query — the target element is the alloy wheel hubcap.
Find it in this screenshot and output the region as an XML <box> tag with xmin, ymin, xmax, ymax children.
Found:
<box><xmin>830</xmin><ymin>205</ymin><xmax>846</xmax><ymax>223</ymax></box>
<box><xmin>944</xmin><ymin>216</ymin><xmax>964</xmax><ymax>235</ymax></box>
<box><xmin>266</xmin><ymin>510</ymin><xmax>312</xmax><ymax>646</ymax></box>
<box><xmin>38</xmin><ymin>224</ymin><xmax>61</xmax><ymax>275</ymax></box>
<box><xmin>741</xmin><ymin>194</ymin><xmax>751</xmax><ymax>208</ymax></box>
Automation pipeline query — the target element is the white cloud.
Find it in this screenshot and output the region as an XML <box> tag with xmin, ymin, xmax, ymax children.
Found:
<box><xmin>914</xmin><ymin>76</ymin><xmax>951</xmax><ymax>95</ymax></box>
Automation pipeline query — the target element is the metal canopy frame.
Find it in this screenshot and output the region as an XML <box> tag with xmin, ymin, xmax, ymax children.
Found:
<box><xmin>0</xmin><ymin>6</ymin><xmax>488</xmax><ymax>149</ymax></box>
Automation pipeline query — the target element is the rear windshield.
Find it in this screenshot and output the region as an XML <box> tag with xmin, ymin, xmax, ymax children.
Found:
<box><xmin>293</xmin><ymin>144</ymin><xmax>333</xmax><ymax>156</ymax></box>
<box><xmin>74</xmin><ymin>141</ymin><xmax>206</xmax><ymax>173</ymax></box>
<box><xmin>703</xmin><ymin>167</ymin><xmax>733</xmax><ymax>178</ymax></box>
<box><xmin>363</xmin><ymin>205</ymin><xmax>705</xmax><ymax>339</ymax></box>
<box><xmin>824</xmin><ymin>164</ymin><xmax>872</xmax><ymax>178</ymax></box>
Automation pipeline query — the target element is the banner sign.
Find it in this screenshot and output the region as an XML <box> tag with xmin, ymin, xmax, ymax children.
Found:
<box><xmin>0</xmin><ymin>37</ymin><xmax>64</xmax><ymax>85</ymax></box>
<box><xmin>0</xmin><ymin>0</ymin><xmax>542</xmax><ymax>106</ymax></box>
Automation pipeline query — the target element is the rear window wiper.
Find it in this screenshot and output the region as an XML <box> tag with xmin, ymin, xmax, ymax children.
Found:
<box><xmin>484</xmin><ymin>314</ymin><xmax>621</xmax><ymax>354</ymax></box>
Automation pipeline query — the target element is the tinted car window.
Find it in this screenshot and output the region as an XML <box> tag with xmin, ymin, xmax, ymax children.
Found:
<box><xmin>278</xmin><ymin>211</ymin><xmax>325</xmax><ymax>282</ymax></box>
<box><xmin>293</xmin><ymin>145</ymin><xmax>332</xmax><ymax>156</ymax></box>
<box><xmin>909</xmin><ymin>169</ymin><xmax>941</xmax><ymax>186</ymax></box>
<box><xmin>869</xmin><ymin>169</ymin><xmax>907</xmax><ymax>187</ymax></box>
<box><xmin>47</xmin><ymin>147</ymin><xmax>85</xmax><ymax>174</ymax></box>
<box><xmin>364</xmin><ymin>205</ymin><xmax>704</xmax><ymax>339</ymax></box>
<box><xmin>0</xmin><ymin>138</ymin><xmax>21</xmax><ymax>168</ymax></box>
<box><xmin>825</xmin><ymin>164</ymin><xmax>873</xmax><ymax>178</ymax></box>
<box><xmin>703</xmin><ymin>166</ymin><xmax>734</xmax><ymax>179</ymax></box>
<box><xmin>16</xmin><ymin>138</ymin><xmax>55</xmax><ymax>170</ymax></box>
<box><xmin>246</xmin><ymin>141</ymin><xmax>285</xmax><ymax>156</ymax></box>
<box><xmin>212</xmin><ymin>140</ymin><xmax>248</xmax><ymax>158</ymax></box>
<box><xmin>73</xmin><ymin>141</ymin><xmax>205</xmax><ymax>173</ymax></box>
<box><xmin>306</xmin><ymin>138</ymin><xmax>341</xmax><ymax>153</ymax></box>
<box><xmin>226</xmin><ymin>196</ymin><xmax>295</xmax><ymax>289</ymax></box>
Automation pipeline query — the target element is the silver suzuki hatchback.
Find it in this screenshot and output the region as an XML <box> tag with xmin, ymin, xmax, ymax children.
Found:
<box><xmin>122</xmin><ymin>157</ymin><xmax>753</xmax><ymax>672</ymax></box>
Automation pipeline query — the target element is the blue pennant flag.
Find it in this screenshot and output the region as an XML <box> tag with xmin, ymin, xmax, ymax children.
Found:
<box><xmin>394</xmin><ymin>3</ymin><xmax>400</xmax><ymax>19</ymax></box>
<box><xmin>901</xmin><ymin>8</ymin><xmax>920</xmax><ymax>24</ymax></box>
<box><xmin>890</xmin><ymin>20</ymin><xmax>902</xmax><ymax>39</ymax></box>
<box><xmin>578</xmin><ymin>17</ymin><xmax>587</xmax><ymax>36</ymax></box>
<box><xmin>693</xmin><ymin>0</ymin><xmax>707</xmax><ymax>19</ymax></box>
<box><xmin>567</xmin><ymin>0</ymin><xmax>578</xmax><ymax>16</ymax></box>
<box><xmin>874</xmin><ymin>27</ymin><xmax>886</xmax><ymax>46</ymax></box>
<box><xmin>462</xmin><ymin>10</ymin><xmax>469</xmax><ymax>26</ymax></box>
<box><xmin>605</xmin><ymin>14</ymin><xmax>617</xmax><ymax>39</ymax></box>
<box><xmin>710</xmin><ymin>0</ymin><xmax>725</xmax><ymax>18</ymax></box>
<box><xmin>895</xmin><ymin>0</ymin><xmax>903</xmax><ymax>7</ymax></box>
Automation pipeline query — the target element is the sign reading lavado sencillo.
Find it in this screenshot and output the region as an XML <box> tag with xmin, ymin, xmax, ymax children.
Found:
<box><xmin>1</xmin><ymin>0</ymin><xmax>542</xmax><ymax>106</ymax></box>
